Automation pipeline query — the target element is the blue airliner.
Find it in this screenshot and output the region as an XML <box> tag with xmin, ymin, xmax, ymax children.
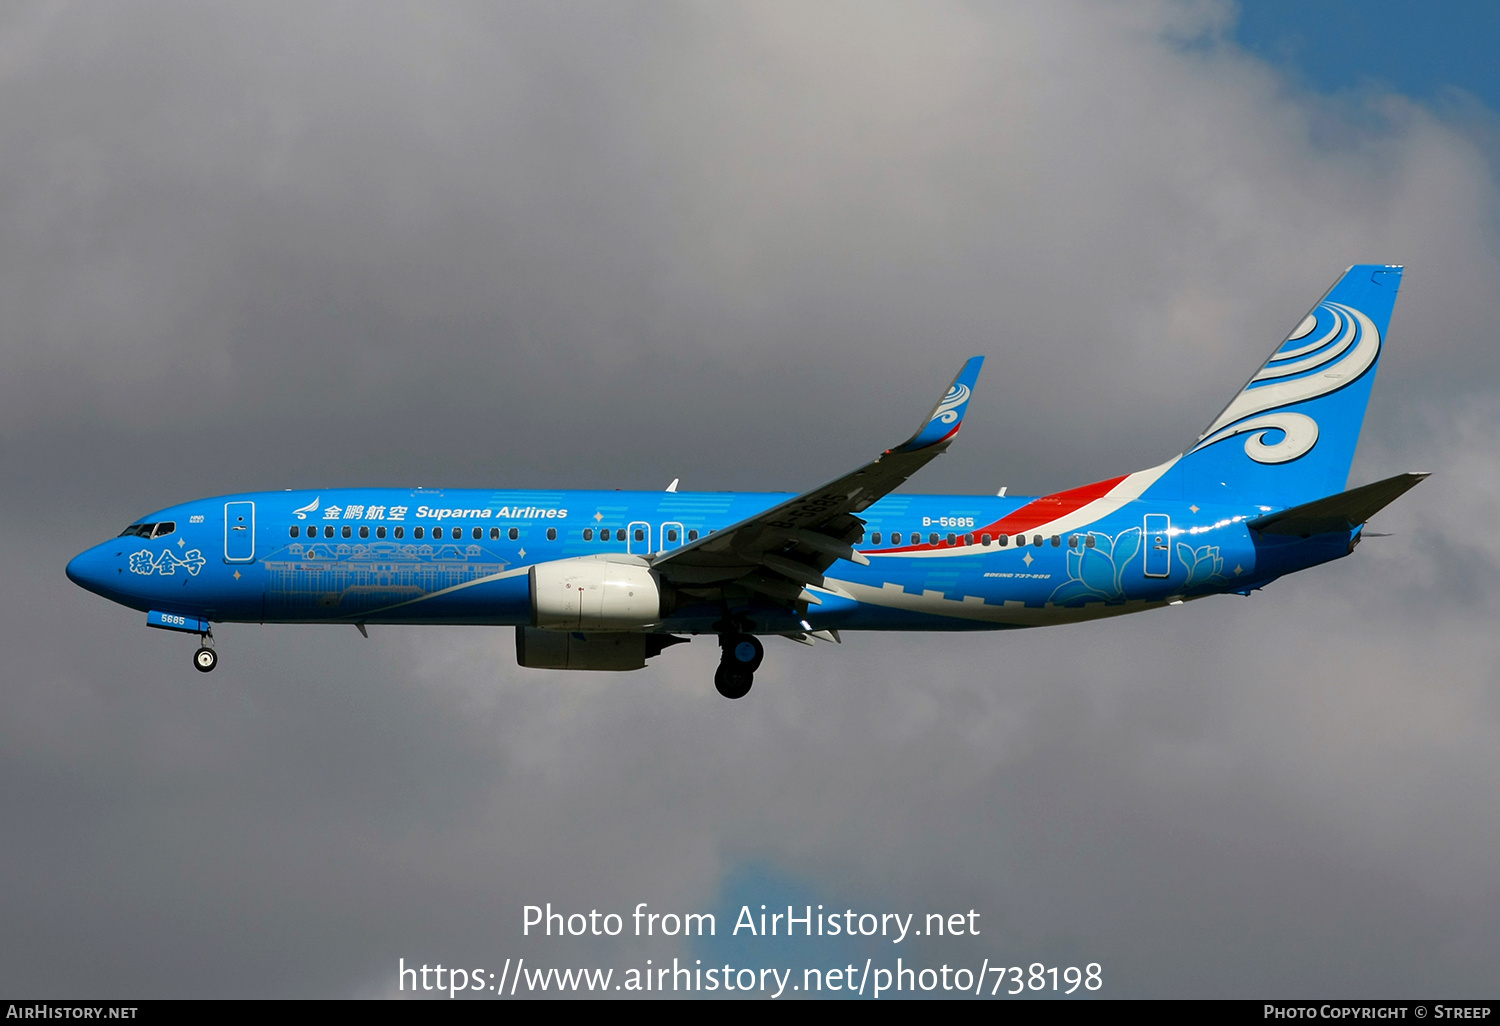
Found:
<box><xmin>68</xmin><ymin>266</ymin><xmax>1422</xmax><ymax>698</ymax></box>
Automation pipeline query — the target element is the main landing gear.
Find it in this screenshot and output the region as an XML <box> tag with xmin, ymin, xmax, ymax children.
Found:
<box><xmin>714</xmin><ymin>633</ymin><xmax>763</xmax><ymax>700</ymax></box>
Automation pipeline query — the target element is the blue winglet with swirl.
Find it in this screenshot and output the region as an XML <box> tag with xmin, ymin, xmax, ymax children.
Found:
<box><xmin>890</xmin><ymin>356</ymin><xmax>985</xmax><ymax>454</ymax></box>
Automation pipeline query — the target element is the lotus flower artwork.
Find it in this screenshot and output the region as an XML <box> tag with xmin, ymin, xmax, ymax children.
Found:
<box><xmin>1177</xmin><ymin>542</ymin><xmax>1228</xmax><ymax>591</ymax></box>
<box><xmin>1048</xmin><ymin>527</ymin><xmax>1141</xmax><ymax>606</ymax></box>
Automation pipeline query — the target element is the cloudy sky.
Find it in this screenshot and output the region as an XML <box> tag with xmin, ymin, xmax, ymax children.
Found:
<box><xmin>3</xmin><ymin>0</ymin><xmax>1498</xmax><ymax>998</ymax></box>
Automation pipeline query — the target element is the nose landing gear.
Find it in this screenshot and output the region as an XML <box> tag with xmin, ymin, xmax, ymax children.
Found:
<box><xmin>714</xmin><ymin>633</ymin><xmax>763</xmax><ymax>700</ymax></box>
<box><xmin>193</xmin><ymin>629</ymin><xmax>217</xmax><ymax>673</ymax></box>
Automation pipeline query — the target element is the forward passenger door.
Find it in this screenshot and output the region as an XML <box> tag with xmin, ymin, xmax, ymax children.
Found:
<box><xmin>225</xmin><ymin>501</ymin><xmax>256</xmax><ymax>562</ymax></box>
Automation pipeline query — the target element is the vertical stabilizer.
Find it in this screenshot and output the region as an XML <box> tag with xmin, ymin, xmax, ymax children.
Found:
<box><xmin>1141</xmin><ymin>265</ymin><xmax>1403</xmax><ymax>508</ymax></box>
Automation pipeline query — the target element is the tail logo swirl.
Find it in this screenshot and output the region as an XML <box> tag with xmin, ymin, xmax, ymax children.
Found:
<box><xmin>1188</xmin><ymin>301</ymin><xmax>1380</xmax><ymax>465</ymax></box>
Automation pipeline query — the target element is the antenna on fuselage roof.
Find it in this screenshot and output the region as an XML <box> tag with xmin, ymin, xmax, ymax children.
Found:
<box><xmin>666</xmin><ymin>478</ymin><xmax>679</xmax><ymax>493</ymax></box>
<box><xmin>997</xmin><ymin>486</ymin><xmax>1007</xmax><ymax>497</ymax></box>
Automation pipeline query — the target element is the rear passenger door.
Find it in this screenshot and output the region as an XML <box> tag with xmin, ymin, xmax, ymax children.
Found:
<box><xmin>1143</xmin><ymin>513</ymin><xmax>1170</xmax><ymax>578</ymax></box>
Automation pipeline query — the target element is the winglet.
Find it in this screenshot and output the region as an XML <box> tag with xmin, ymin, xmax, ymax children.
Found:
<box><xmin>890</xmin><ymin>356</ymin><xmax>985</xmax><ymax>453</ymax></box>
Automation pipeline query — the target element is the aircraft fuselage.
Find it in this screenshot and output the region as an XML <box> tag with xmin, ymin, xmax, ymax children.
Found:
<box><xmin>66</xmin><ymin>486</ymin><xmax>1350</xmax><ymax>636</ymax></box>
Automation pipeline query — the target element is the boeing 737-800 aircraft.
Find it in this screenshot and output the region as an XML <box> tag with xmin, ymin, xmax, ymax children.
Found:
<box><xmin>68</xmin><ymin>265</ymin><xmax>1422</xmax><ymax>698</ymax></box>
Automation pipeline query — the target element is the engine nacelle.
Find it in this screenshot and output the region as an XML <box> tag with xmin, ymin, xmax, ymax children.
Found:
<box><xmin>516</xmin><ymin>627</ymin><xmax>649</xmax><ymax>670</ymax></box>
<box><xmin>529</xmin><ymin>556</ymin><xmax>663</xmax><ymax>630</ymax></box>
<box><xmin>515</xmin><ymin>627</ymin><xmax>689</xmax><ymax>671</ymax></box>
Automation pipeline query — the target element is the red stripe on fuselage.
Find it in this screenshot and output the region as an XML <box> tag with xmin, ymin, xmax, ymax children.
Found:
<box><xmin>986</xmin><ymin>475</ymin><xmax>1126</xmax><ymax>536</ymax></box>
<box><xmin>869</xmin><ymin>474</ymin><xmax>1129</xmax><ymax>556</ymax></box>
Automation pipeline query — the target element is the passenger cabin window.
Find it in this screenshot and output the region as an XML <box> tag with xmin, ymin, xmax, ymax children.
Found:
<box><xmin>1086</xmin><ymin>534</ymin><xmax>1096</xmax><ymax>548</ymax></box>
<box><xmin>688</xmin><ymin>530</ymin><xmax>699</xmax><ymax>541</ymax></box>
<box><xmin>1051</xmin><ymin>535</ymin><xmax>1060</xmax><ymax>547</ymax></box>
<box><xmin>1068</xmin><ymin>535</ymin><xmax>1078</xmax><ymax>548</ymax></box>
<box><xmin>342</xmin><ymin>526</ymin><xmax>352</xmax><ymax>538</ymax></box>
<box><xmin>1033</xmin><ymin>535</ymin><xmax>1043</xmax><ymax>546</ymax></box>
<box><xmin>359</xmin><ymin>526</ymin><xmax>369</xmax><ymax>539</ymax></box>
<box><xmin>394</xmin><ymin>527</ymin><xmax>404</xmax><ymax>539</ymax></box>
<box><xmin>324</xmin><ymin>526</ymin><xmax>335</xmax><ymax>538</ymax></box>
<box><xmin>998</xmin><ymin>534</ymin><xmax>1008</xmax><ymax>546</ymax></box>
<box><xmin>414</xmin><ymin>527</ymin><xmax>424</xmax><ymax>539</ymax></box>
<box><xmin>377</xmin><ymin>526</ymin><xmax>387</xmax><ymax>539</ymax></box>
<box><xmin>871</xmin><ymin>532</ymin><xmax>882</xmax><ymax>545</ymax></box>
<box><xmin>546</xmin><ymin>528</ymin><xmax>557</xmax><ymax>541</ymax></box>
<box><xmin>666</xmin><ymin>528</ymin><xmax>678</xmax><ymax>543</ymax></box>
<box><xmin>473</xmin><ymin>527</ymin><xmax>482</xmax><ymax>540</ymax></box>
<box><xmin>432</xmin><ymin>527</ymin><xmax>443</xmax><ymax>539</ymax></box>
<box><xmin>947</xmin><ymin>533</ymin><xmax>957</xmax><ymax>545</ymax></box>
<box><xmin>929</xmin><ymin>533</ymin><xmax>939</xmax><ymax>545</ymax></box>
<box><xmin>289</xmin><ymin>526</ymin><xmax>298</xmax><ymax>537</ymax></box>
<box><xmin>891</xmin><ymin>532</ymin><xmax>902</xmax><ymax>545</ymax></box>
<box><xmin>508</xmin><ymin>528</ymin><xmax>519</xmax><ymax>541</ymax></box>
<box><xmin>634</xmin><ymin>528</ymin><xmax>645</xmax><ymax>542</ymax></box>
<box><xmin>981</xmin><ymin>533</ymin><xmax>992</xmax><ymax>546</ymax></box>
<box><xmin>583</xmin><ymin>528</ymin><xmax>594</xmax><ymax>541</ymax></box>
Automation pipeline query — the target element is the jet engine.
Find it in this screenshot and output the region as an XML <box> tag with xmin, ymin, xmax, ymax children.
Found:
<box><xmin>516</xmin><ymin>627</ymin><xmax>646</xmax><ymax>670</ymax></box>
<box><xmin>529</xmin><ymin>556</ymin><xmax>663</xmax><ymax>630</ymax></box>
<box><xmin>514</xmin><ymin>627</ymin><xmax>688</xmax><ymax>670</ymax></box>
<box><xmin>510</xmin><ymin>624</ymin><xmax>687</xmax><ymax>672</ymax></box>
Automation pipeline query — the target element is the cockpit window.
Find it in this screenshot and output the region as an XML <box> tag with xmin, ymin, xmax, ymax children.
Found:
<box><xmin>121</xmin><ymin>522</ymin><xmax>175</xmax><ymax>538</ymax></box>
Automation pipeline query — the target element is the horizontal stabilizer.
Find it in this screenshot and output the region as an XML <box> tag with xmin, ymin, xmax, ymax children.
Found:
<box><xmin>1247</xmin><ymin>472</ymin><xmax>1428</xmax><ymax>537</ymax></box>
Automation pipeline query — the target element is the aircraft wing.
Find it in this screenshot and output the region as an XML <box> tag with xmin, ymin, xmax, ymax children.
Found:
<box><xmin>650</xmin><ymin>357</ymin><xmax>984</xmax><ymax>604</ymax></box>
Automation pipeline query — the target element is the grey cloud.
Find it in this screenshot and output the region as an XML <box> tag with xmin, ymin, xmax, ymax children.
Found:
<box><xmin>2</xmin><ymin>0</ymin><xmax>1498</xmax><ymax>997</ymax></box>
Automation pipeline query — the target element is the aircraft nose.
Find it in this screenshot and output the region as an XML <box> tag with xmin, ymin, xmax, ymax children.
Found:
<box><xmin>66</xmin><ymin>546</ymin><xmax>113</xmax><ymax>596</ymax></box>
